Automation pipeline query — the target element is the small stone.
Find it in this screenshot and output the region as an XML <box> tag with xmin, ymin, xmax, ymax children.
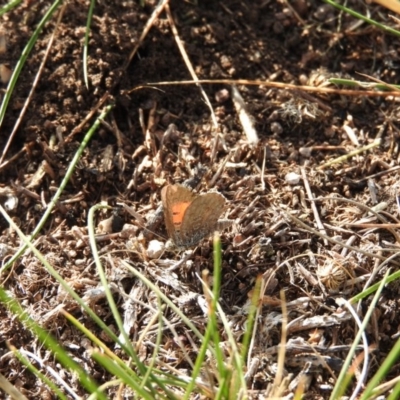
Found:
<box><xmin>146</xmin><ymin>240</ymin><xmax>165</xmax><ymax>259</ymax></box>
<box><xmin>215</xmin><ymin>88</ymin><xmax>230</xmax><ymax>103</ymax></box>
<box><xmin>270</xmin><ymin>121</ymin><xmax>283</xmax><ymax>135</ymax></box>
<box><xmin>299</xmin><ymin>147</ymin><xmax>312</xmax><ymax>157</ymax></box>
<box><xmin>285</xmin><ymin>172</ymin><xmax>301</xmax><ymax>185</ymax></box>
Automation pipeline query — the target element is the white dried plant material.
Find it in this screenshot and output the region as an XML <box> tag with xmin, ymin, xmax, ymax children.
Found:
<box><xmin>100</xmin><ymin>144</ymin><xmax>114</xmax><ymax>173</ymax></box>
<box><xmin>115</xmin><ymin>283</ymin><xmax>145</xmax><ymax>348</ymax></box>
<box><xmin>231</xmin><ymin>85</ymin><xmax>259</xmax><ymax>145</ymax></box>
<box><xmin>82</xmin><ymin>287</ymin><xmax>107</xmax><ymax>305</ymax></box>
<box><xmin>26</xmin><ymin>160</ymin><xmax>55</xmax><ymax>189</ymax></box>
<box><xmin>288</xmin><ymin>362</ymin><xmax>312</xmax><ymax>391</ymax></box>
<box><xmin>137</xmin><ymin>155</ymin><xmax>153</xmax><ymax>174</ymax></box>
<box><xmin>120</xmin><ymin>223</ymin><xmax>139</xmax><ymax>238</ymax></box>
<box><xmin>299</xmin><ymin>147</ymin><xmax>312</xmax><ymax>157</ymax></box>
<box><xmin>0</xmin><ymin>243</ymin><xmax>12</xmax><ymax>258</ymax></box>
<box><xmin>317</xmin><ymin>259</ymin><xmax>348</xmax><ymax>290</ymax></box>
<box><xmin>287</xmin><ymin>354</ymin><xmax>343</xmax><ymax>373</ymax></box>
<box><xmin>368</xmin><ymin>201</ymin><xmax>388</xmax><ymax>215</ymax></box>
<box><xmin>146</xmin><ymin>239</ymin><xmax>165</xmax><ymax>259</ymax></box>
<box><xmin>41</xmin><ymin>304</ymin><xmax>68</xmax><ymax>326</ymax></box>
<box><xmin>261</xmin><ymin>311</ymin><xmax>284</xmax><ymax>331</ymax></box>
<box><xmin>342</xmin><ymin>123</ymin><xmax>359</xmax><ymax>145</ymax></box>
<box><xmin>97</xmin><ymin>216</ymin><xmax>114</xmax><ymax>234</ymax></box>
<box><xmin>179</xmin><ymin>146</ymin><xmax>195</xmax><ymax>163</ymax></box>
<box><xmin>4</xmin><ymin>193</ymin><xmax>18</xmax><ymax>211</ymax></box>
<box><xmin>197</xmin><ymin>295</ymin><xmax>209</xmax><ymax>316</ymax></box>
<box><xmin>247</xmin><ymin>237</ymin><xmax>274</xmax><ymax>262</ymax></box>
<box><xmin>215</xmin><ymin>88</ymin><xmax>230</xmax><ymax>103</ymax></box>
<box><xmin>285</xmin><ymin>172</ymin><xmax>301</xmax><ymax>185</ymax></box>
<box><xmin>244</xmin><ymin>357</ymin><xmax>260</xmax><ymax>383</ymax></box>
<box><xmin>288</xmin><ymin>312</ymin><xmax>351</xmax><ymax>333</ymax></box>
<box><xmin>0</xmin><ymin>187</ymin><xmax>18</xmax><ymax>211</ymax></box>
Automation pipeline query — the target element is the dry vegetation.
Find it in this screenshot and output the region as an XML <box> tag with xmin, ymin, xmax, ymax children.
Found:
<box><xmin>1</xmin><ymin>0</ymin><xmax>400</xmax><ymax>398</ymax></box>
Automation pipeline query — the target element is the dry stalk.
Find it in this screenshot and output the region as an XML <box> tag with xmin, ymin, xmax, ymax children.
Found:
<box><xmin>317</xmin><ymin>139</ymin><xmax>382</xmax><ymax>170</ymax></box>
<box><xmin>209</xmin><ymin>154</ymin><xmax>230</xmax><ymax>187</ymax></box>
<box><xmin>271</xmin><ymin>289</ymin><xmax>288</xmax><ymax>397</ymax></box>
<box><xmin>301</xmin><ymin>167</ymin><xmax>328</xmax><ymax>246</ymax></box>
<box><xmin>165</xmin><ymin>5</ymin><xmax>218</xmax><ymax>130</ymax></box>
<box><xmin>231</xmin><ymin>85</ymin><xmax>259</xmax><ymax>145</ymax></box>
<box><xmin>260</xmin><ymin>147</ymin><xmax>267</xmax><ymax>191</ymax></box>
<box><xmin>144</xmin><ymin>78</ymin><xmax>400</xmax><ymax>98</ymax></box>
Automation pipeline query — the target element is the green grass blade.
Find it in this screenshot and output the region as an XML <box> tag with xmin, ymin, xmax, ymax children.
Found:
<box><xmin>88</xmin><ymin>204</ymin><xmax>136</xmax><ymax>357</ymax></box>
<box><xmin>0</xmin><ymin>0</ymin><xmax>63</xmax><ymax>129</ymax></box>
<box><xmin>388</xmin><ymin>378</ymin><xmax>400</xmax><ymax>400</ymax></box>
<box><xmin>121</xmin><ymin>260</ymin><xmax>204</xmax><ymax>340</ymax></box>
<box><xmin>0</xmin><ymin>287</ymin><xmax>106</xmax><ymax>398</ymax></box>
<box><xmin>88</xmin><ymin>204</ymin><xmax>174</xmax><ymax>397</ymax></box>
<box><xmin>323</xmin><ymin>0</ymin><xmax>400</xmax><ymax>37</ymax></box>
<box><xmin>0</xmin><ymin>104</ymin><xmax>113</xmax><ymax>275</ymax></box>
<box><xmin>83</xmin><ymin>0</ymin><xmax>96</xmax><ymax>88</ymax></box>
<box><xmin>90</xmin><ymin>351</ymin><xmax>156</xmax><ymax>400</ymax></box>
<box><xmin>360</xmin><ymin>336</ymin><xmax>400</xmax><ymax>400</ymax></box>
<box><xmin>210</xmin><ymin>233</ymin><xmax>229</xmax><ymax>398</ymax></box>
<box><xmin>0</xmin><ymin>201</ymin><xmax>136</xmax><ymax>357</ymax></box>
<box><xmin>65</xmin><ymin>309</ymin><xmax>183</xmax><ymax>399</ymax></box>
<box><xmin>11</xmin><ymin>347</ymin><xmax>69</xmax><ymax>400</ymax></box>
<box><xmin>329</xmin><ymin>78</ymin><xmax>400</xmax><ymax>91</ymax></box>
<box><xmin>241</xmin><ymin>274</ymin><xmax>261</xmax><ymax>361</ymax></box>
<box><xmin>0</xmin><ymin>0</ymin><xmax>23</xmax><ymax>16</ymax></box>
<box><xmin>330</xmin><ymin>270</ymin><xmax>390</xmax><ymax>399</ymax></box>
<box><xmin>62</xmin><ymin>311</ymin><xmax>138</xmax><ymax>371</ymax></box>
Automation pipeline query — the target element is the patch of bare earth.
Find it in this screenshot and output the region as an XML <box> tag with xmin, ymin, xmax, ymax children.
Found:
<box><xmin>1</xmin><ymin>0</ymin><xmax>400</xmax><ymax>398</ymax></box>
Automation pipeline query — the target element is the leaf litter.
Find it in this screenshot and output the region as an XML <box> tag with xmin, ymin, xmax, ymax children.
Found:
<box><xmin>0</xmin><ymin>0</ymin><xmax>400</xmax><ymax>398</ymax></box>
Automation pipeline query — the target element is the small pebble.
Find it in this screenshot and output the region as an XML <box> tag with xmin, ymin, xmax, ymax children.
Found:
<box><xmin>4</xmin><ymin>194</ymin><xmax>18</xmax><ymax>211</ymax></box>
<box><xmin>215</xmin><ymin>88</ymin><xmax>230</xmax><ymax>103</ymax></box>
<box><xmin>146</xmin><ymin>240</ymin><xmax>165</xmax><ymax>259</ymax></box>
<box><xmin>285</xmin><ymin>172</ymin><xmax>301</xmax><ymax>185</ymax></box>
<box><xmin>270</xmin><ymin>121</ymin><xmax>283</xmax><ymax>135</ymax></box>
<box><xmin>299</xmin><ymin>147</ymin><xmax>312</xmax><ymax>157</ymax></box>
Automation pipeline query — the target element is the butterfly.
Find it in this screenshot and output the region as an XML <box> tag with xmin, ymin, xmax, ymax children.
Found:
<box><xmin>161</xmin><ymin>184</ymin><xmax>228</xmax><ymax>247</ymax></box>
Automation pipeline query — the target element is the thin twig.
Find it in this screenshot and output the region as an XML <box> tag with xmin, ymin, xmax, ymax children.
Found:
<box><xmin>209</xmin><ymin>154</ymin><xmax>230</xmax><ymax>188</ymax></box>
<box><xmin>124</xmin><ymin>0</ymin><xmax>170</xmax><ymax>69</ymax></box>
<box><xmin>0</xmin><ymin>142</ymin><xmax>33</xmax><ymax>172</ymax></box>
<box><xmin>165</xmin><ymin>4</ymin><xmax>218</xmax><ymax>130</ymax></box>
<box><xmin>316</xmin><ymin>195</ymin><xmax>400</xmax><ymax>244</ymax></box>
<box><xmin>353</xmin><ymin>165</ymin><xmax>400</xmax><ymax>183</ymax></box>
<box><xmin>301</xmin><ymin>167</ymin><xmax>328</xmax><ymax>246</ymax></box>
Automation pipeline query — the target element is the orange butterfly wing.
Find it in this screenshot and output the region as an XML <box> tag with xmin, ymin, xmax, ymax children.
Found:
<box><xmin>161</xmin><ymin>185</ymin><xmax>226</xmax><ymax>247</ymax></box>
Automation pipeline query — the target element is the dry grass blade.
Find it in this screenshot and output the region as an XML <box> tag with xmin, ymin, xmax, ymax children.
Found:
<box><xmin>165</xmin><ymin>4</ymin><xmax>218</xmax><ymax>130</ymax></box>
<box><xmin>231</xmin><ymin>85</ymin><xmax>259</xmax><ymax>145</ymax></box>
<box><xmin>144</xmin><ymin>78</ymin><xmax>400</xmax><ymax>97</ymax></box>
<box><xmin>3</xmin><ymin>1</ymin><xmax>400</xmax><ymax>398</ymax></box>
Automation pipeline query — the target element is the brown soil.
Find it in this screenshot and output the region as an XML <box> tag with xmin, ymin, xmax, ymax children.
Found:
<box><xmin>1</xmin><ymin>0</ymin><xmax>400</xmax><ymax>398</ymax></box>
